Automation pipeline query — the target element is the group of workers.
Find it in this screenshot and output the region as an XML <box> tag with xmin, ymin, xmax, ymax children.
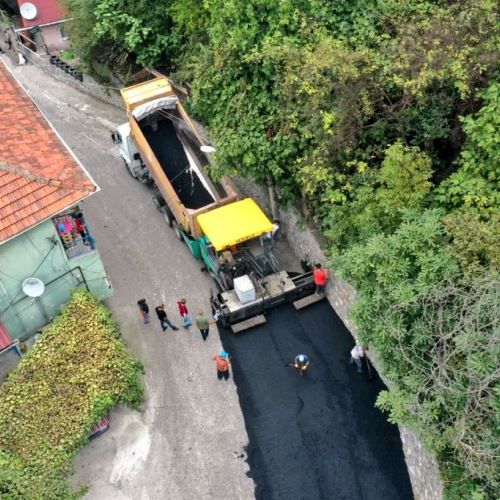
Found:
<box><xmin>137</xmin><ymin>259</ymin><xmax>369</xmax><ymax>380</ymax></box>
<box><xmin>286</xmin><ymin>346</ymin><xmax>368</xmax><ymax>377</ymax></box>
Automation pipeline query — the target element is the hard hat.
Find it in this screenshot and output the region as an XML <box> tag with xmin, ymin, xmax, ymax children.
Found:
<box><xmin>220</xmin><ymin>351</ymin><xmax>229</xmax><ymax>358</ymax></box>
<box><xmin>297</xmin><ymin>354</ymin><xmax>306</xmax><ymax>362</ymax></box>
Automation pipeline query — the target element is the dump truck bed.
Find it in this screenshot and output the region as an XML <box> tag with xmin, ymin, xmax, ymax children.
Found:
<box><xmin>121</xmin><ymin>77</ymin><xmax>238</xmax><ymax>238</ymax></box>
<box><xmin>141</xmin><ymin>117</ymin><xmax>214</xmax><ymax>209</ymax></box>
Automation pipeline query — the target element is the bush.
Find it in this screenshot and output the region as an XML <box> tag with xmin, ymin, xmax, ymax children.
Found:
<box><xmin>60</xmin><ymin>48</ymin><xmax>76</xmax><ymax>61</ymax></box>
<box><xmin>0</xmin><ymin>290</ymin><xmax>143</xmax><ymax>498</ymax></box>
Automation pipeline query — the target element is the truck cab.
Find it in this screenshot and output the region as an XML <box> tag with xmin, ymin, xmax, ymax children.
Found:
<box><xmin>116</xmin><ymin>123</ymin><xmax>150</xmax><ymax>182</ymax></box>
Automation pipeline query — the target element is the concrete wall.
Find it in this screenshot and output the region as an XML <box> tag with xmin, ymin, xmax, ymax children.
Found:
<box><xmin>232</xmin><ymin>176</ymin><xmax>444</xmax><ymax>500</ymax></box>
<box><xmin>40</xmin><ymin>24</ymin><xmax>70</xmax><ymax>54</ymax></box>
<box><xmin>17</xmin><ymin>43</ymin><xmax>123</xmax><ymax>108</ymax></box>
<box><xmin>0</xmin><ymin>217</ymin><xmax>112</xmax><ymax>340</ymax></box>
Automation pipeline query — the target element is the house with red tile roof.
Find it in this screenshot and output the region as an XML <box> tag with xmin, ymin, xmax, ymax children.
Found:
<box><xmin>14</xmin><ymin>0</ymin><xmax>71</xmax><ymax>54</ymax></box>
<box><xmin>0</xmin><ymin>59</ymin><xmax>112</xmax><ymax>341</ymax></box>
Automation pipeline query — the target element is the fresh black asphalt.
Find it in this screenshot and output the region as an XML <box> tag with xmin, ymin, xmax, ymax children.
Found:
<box><xmin>219</xmin><ymin>300</ymin><xmax>414</xmax><ymax>500</ymax></box>
<box><xmin>141</xmin><ymin>118</ymin><xmax>214</xmax><ymax>209</ymax></box>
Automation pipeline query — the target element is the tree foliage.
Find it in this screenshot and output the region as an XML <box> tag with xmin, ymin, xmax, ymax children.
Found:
<box><xmin>61</xmin><ymin>0</ymin><xmax>500</xmax><ymax>496</ymax></box>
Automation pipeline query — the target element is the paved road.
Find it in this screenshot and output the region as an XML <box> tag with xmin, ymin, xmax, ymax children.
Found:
<box><xmin>4</xmin><ymin>57</ymin><xmax>413</xmax><ymax>500</ymax></box>
<box><xmin>221</xmin><ymin>302</ymin><xmax>413</xmax><ymax>500</ymax></box>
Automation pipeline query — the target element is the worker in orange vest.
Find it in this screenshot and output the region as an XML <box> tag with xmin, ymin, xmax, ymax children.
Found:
<box><xmin>313</xmin><ymin>263</ymin><xmax>329</xmax><ymax>295</ymax></box>
<box><xmin>213</xmin><ymin>351</ymin><xmax>231</xmax><ymax>380</ymax></box>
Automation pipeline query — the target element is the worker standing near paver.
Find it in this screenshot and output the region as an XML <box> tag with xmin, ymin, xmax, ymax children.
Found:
<box><xmin>313</xmin><ymin>263</ymin><xmax>329</xmax><ymax>295</ymax></box>
<box><xmin>195</xmin><ymin>311</ymin><xmax>215</xmax><ymax>341</ymax></box>
<box><xmin>286</xmin><ymin>354</ymin><xmax>310</xmax><ymax>376</ymax></box>
<box><xmin>213</xmin><ymin>351</ymin><xmax>231</xmax><ymax>380</ymax></box>
<box><xmin>349</xmin><ymin>344</ymin><xmax>365</xmax><ymax>374</ymax></box>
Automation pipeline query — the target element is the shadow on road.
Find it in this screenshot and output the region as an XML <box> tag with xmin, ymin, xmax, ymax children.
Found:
<box><xmin>219</xmin><ymin>301</ymin><xmax>413</xmax><ymax>500</ymax></box>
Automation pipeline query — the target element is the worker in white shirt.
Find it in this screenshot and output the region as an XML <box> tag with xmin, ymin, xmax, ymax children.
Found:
<box><xmin>263</xmin><ymin>220</ymin><xmax>280</xmax><ymax>249</ymax></box>
<box><xmin>350</xmin><ymin>344</ymin><xmax>365</xmax><ymax>373</ymax></box>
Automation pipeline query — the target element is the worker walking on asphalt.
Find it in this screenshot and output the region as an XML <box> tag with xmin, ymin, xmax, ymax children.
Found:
<box><xmin>287</xmin><ymin>354</ymin><xmax>310</xmax><ymax>376</ymax></box>
<box><xmin>213</xmin><ymin>351</ymin><xmax>231</xmax><ymax>380</ymax></box>
<box><xmin>155</xmin><ymin>304</ymin><xmax>179</xmax><ymax>331</ymax></box>
<box><xmin>350</xmin><ymin>344</ymin><xmax>365</xmax><ymax>373</ymax></box>
<box><xmin>195</xmin><ymin>311</ymin><xmax>215</xmax><ymax>341</ymax></box>
<box><xmin>137</xmin><ymin>298</ymin><xmax>150</xmax><ymax>324</ymax></box>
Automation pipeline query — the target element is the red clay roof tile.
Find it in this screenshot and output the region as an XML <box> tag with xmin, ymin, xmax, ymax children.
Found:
<box><xmin>0</xmin><ymin>60</ymin><xmax>98</xmax><ymax>245</ymax></box>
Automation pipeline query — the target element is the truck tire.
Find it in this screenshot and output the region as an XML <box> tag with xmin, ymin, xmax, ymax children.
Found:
<box><xmin>152</xmin><ymin>192</ymin><xmax>165</xmax><ymax>210</ymax></box>
<box><xmin>161</xmin><ymin>206</ymin><xmax>173</xmax><ymax>227</ymax></box>
<box><xmin>172</xmin><ymin>220</ymin><xmax>184</xmax><ymax>242</ymax></box>
<box><xmin>123</xmin><ymin>158</ymin><xmax>137</xmax><ymax>179</ymax></box>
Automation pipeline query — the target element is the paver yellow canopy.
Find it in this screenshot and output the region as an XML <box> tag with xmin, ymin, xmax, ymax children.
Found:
<box><xmin>197</xmin><ymin>198</ymin><xmax>273</xmax><ymax>251</ymax></box>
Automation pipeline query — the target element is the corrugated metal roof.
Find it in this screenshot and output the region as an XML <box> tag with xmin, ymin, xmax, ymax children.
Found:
<box><xmin>16</xmin><ymin>0</ymin><xmax>67</xmax><ymax>29</ymax></box>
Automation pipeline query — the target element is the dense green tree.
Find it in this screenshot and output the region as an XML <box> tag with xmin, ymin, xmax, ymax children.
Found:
<box><xmin>60</xmin><ymin>0</ymin><xmax>500</xmax><ymax>496</ymax></box>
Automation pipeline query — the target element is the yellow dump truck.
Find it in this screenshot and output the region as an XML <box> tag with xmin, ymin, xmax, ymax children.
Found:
<box><xmin>116</xmin><ymin>77</ymin><xmax>315</xmax><ymax>331</ymax></box>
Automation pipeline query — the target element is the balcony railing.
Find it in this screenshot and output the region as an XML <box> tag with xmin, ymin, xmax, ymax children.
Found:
<box><xmin>63</xmin><ymin>235</ymin><xmax>96</xmax><ymax>259</ymax></box>
<box><xmin>53</xmin><ymin>209</ymin><xmax>96</xmax><ymax>260</ymax></box>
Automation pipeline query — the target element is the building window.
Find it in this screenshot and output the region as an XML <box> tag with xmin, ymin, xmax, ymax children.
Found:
<box><xmin>53</xmin><ymin>207</ymin><xmax>95</xmax><ymax>259</ymax></box>
<box><xmin>60</xmin><ymin>26</ymin><xmax>69</xmax><ymax>41</ymax></box>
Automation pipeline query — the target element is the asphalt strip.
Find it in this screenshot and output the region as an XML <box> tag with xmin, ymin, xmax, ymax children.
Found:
<box><xmin>219</xmin><ymin>301</ymin><xmax>414</xmax><ymax>500</ymax></box>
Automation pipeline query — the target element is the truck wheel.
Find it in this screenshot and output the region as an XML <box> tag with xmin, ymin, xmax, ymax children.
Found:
<box><xmin>172</xmin><ymin>221</ymin><xmax>184</xmax><ymax>242</ymax></box>
<box><xmin>123</xmin><ymin>159</ymin><xmax>137</xmax><ymax>179</ymax></box>
<box><xmin>152</xmin><ymin>192</ymin><xmax>165</xmax><ymax>210</ymax></box>
<box><xmin>161</xmin><ymin>206</ymin><xmax>173</xmax><ymax>227</ymax></box>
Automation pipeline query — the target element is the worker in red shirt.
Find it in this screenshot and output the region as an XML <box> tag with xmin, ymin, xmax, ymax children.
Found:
<box><xmin>213</xmin><ymin>351</ymin><xmax>231</xmax><ymax>380</ymax></box>
<box><xmin>75</xmin><ymin>216</ymin><xmax>87</xmax><ymax>244</ymax></box>
<box><xmin>313</xmin><ymin>263</ymin><xmax>329</xmax><ymax>295</ymax></box>
<box><xmin>177</xmin><ymin>298</ymin><xmax>192</xmax><ymax>328</ymax></box>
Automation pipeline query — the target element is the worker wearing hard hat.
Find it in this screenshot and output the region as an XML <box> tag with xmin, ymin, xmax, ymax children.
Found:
<box><xmin>288</xmin><ymin>354</ymin><xmax>310</xmax><ymax>376</ymax></box>
<box><xmin>213</xmin><ymin>351</ymin><xmax>231</xmax><ymax>380</ymax></box>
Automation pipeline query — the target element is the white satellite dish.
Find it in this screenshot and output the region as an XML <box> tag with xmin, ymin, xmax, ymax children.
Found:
<box><xmin>20</xmin><ymin>2</ymin><xmax>38</xmax><ymax>21</ymax></box>
<box><xmin>200</xmin><ymin>145</ymin><xmax>216</xmax><ymax>154</ymax></box>
<box><xmin>22</xmin><ymin>277</ymin><xmax>45</xmax><ymax>298</ymax></box>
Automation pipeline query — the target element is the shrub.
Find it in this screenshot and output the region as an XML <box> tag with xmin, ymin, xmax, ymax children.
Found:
<box><xmin>0</xmin><ymin>290</ymin><xmax>143</xmax><ymax>498</ymax></box>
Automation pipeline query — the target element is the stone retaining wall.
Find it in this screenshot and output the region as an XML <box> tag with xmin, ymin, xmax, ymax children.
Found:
<box><xmin>18</xmin><ymin>45</ymin><xmax>123</xmax><ymax>108</ymax></box>
<box><xmin>232</xmin><ymin>176</ymin><xmax>443</xmax><ymax>500</ymax></box>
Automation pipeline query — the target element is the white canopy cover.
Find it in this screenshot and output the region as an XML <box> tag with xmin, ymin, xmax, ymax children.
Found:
<box><xmin>132</xmin><ymin>96</ymin><xmax>179</xmax><ymax>121</ymax></box>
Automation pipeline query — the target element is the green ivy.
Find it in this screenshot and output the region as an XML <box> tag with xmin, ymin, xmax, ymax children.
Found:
<box><xmin>0</xmin><ymin>291</ymin><xmax>143</xmax><ymax>499</ymax></box>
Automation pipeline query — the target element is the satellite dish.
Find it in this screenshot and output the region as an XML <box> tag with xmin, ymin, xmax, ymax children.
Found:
<box><xmin>20</xmin><ymin>2</ymin><xmax>37</xmax><ymax>21</ymax></box>
<box><xmin>22</xmin><ymin>277</ymin><xmax>45</xmax><ymax>298</ymax></box>
<box><xmin>200</xmin><ymin>145</ymin><xmax>216</xmax><ymax>154</ymax></box>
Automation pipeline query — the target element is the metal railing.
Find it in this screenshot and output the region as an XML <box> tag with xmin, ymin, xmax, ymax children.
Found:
<box><xmin>16</xmin><ymin>30</ymin><xmax>47</xmax><ymax>55</ymax></box>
